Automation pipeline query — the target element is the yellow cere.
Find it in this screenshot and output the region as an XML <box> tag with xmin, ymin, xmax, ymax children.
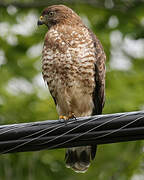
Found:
<box><xmin>40</xmin><ymin>16</ymin><xmax>43</xmax><ymax>20</ymax></box>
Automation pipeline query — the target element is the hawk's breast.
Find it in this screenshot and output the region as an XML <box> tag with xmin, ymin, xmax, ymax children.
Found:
<box><xmin>42</xmin><ymin>25</ymin><xmax>96</xmax><ymax>116</ymax></box>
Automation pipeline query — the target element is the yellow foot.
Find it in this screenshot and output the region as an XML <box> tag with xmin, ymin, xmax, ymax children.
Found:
<box><xmin>59</xmin><ymin>115</ymin><xmax>69</xmax><ymax>120</ymax></box>
<box><xmin>59</xmin><ymin>113</ymin><xmax>76</xmax><ymax>121</ymax></box>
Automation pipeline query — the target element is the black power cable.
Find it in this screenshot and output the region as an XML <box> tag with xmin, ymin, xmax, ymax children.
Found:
<box><xmin>0</xmin><ymin>111</ymin><xmax>144</xmax><ymax>154</ymax></box>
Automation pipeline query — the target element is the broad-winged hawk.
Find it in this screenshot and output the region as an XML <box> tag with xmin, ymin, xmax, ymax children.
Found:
<box><xmin>38</xmin><ymin>5</ymin><xmax>106</xmax><ymax>173</ymax></box>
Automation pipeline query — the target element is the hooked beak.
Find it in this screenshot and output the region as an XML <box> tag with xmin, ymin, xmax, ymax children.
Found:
<box><xmin>37</xmin><ymin>16</ymin><xmax>44</xmax><ymax>26</ymax></box>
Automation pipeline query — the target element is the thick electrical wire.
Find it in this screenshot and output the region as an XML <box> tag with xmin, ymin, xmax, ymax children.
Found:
<box><xmin>1</xmin><ymin>112</ymin><xmax>128</xmax><ymax>153</ymax></box>
<box><xmin>0</xmin><ymin>111</ymin><xmax>143</xmax><ymax>154</ymax></box>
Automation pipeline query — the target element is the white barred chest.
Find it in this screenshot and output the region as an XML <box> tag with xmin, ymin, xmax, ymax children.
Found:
<box><xmin>42</xmin><ymin>26</ymin><xmax>96</xmax><ymax>95</ymax></box>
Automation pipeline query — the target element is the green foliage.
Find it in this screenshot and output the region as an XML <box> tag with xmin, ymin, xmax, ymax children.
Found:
<box><xmin>0</xmin><ymin>0</ymin><xmax>144</xmax><ymax>179</ymax></box>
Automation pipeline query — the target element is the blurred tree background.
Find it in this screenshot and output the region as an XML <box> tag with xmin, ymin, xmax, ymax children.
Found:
<box><xmin>0</xmin><ymin>0</ymin><xmax>144</xmax><ymax>179</ymax></box>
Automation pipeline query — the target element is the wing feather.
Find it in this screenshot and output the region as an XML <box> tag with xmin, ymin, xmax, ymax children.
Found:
<box><xmin>88</xmin><ymin>29</ymin><xmax>106</xmax><ymax>115</ymax></box>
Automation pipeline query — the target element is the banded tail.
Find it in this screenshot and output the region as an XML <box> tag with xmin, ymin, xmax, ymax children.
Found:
<box><xmin>65</xmin><ymin>145</ymin><xmax>97</xmax><ymax>173</ymax></box>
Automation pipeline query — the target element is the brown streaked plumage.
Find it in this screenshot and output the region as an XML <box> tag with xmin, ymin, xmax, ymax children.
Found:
<box><xmin>38</xmin><ymin>5</ymin><xmax>106</xmax><ymax>173</ymax></box>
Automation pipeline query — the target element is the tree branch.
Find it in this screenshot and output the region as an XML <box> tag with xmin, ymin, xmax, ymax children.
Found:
<box><xmin>0</xmin><ymin>0</ymin><xmax>138</xmax><ymax>13</ymax></box>
<box><xmin>0</xmin><ymin>0</ymin><xmax>106</xmax><ymax>9</ymax></box>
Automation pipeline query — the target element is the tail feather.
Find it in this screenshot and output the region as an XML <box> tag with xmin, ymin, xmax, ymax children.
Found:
<box><xmin>65</xmin><ymin>146</ymin><xmax>97</xmax><ymax>173</ymax></box>
<box><xmin>91</xmin><ymin>145</ymin><xmax>97</xmax><ymax>160</ymax></box>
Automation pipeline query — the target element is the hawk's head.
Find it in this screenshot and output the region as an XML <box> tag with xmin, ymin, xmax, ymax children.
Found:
<box><xmin>37</xmin><ymin>5</ymin><xmax>82</xmax><ymax>28</ymax></box>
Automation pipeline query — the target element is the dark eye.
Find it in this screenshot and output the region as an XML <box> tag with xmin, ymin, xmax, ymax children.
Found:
<box><xmin>48</xmin><ymin>11</ymin><xmax>55</xmax><ymax>16</ymax></box>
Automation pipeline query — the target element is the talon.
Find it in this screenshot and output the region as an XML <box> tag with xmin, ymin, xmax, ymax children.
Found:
<box><xmin>68</xmin><ymin>113</ymin><xmax>77</xmax><ymax>120</ymax></box>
